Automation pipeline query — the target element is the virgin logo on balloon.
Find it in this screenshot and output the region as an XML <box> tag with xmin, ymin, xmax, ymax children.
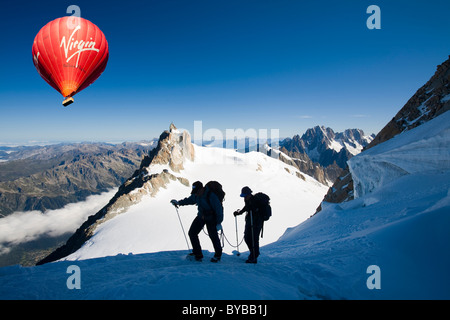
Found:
<box><xmin>32</xmin><ymin>16</ymin><xmax>109</xmax><ymax>107</ymax></box>
<box><xmin>60</xmin><ymin>25</ymin><xmax>100</xmax><ymax>69</ymax></box>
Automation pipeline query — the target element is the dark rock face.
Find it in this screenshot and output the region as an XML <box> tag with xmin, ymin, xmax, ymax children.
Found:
<box><xmin>367</xmin><ymin>57</ymin><xmax>450</xmax><ymax>150</ymax></box>
<box><xmin>279</xmin><ymin>127</ymin><xmax>373</xmax><ymax>186</ymax></box>
<box><xmin>281</xmin><ymin>127</ymin><xmax>373</xmax><ymax>169</ymax></box>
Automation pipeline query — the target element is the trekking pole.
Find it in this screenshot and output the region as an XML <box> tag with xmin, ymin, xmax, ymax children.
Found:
<box><xmin>234</xmin><ymin>215</ymin><xmax>240</xmax><ymax>256</ymax></box>
<box><xmin>250</xmin><ymin>210</ymin><xmax>256</xmax><ymax>259</ymax></box>
<box><xmin>175</xmin><ymin>206</ymin><xmax>191</xmax><ymax>252</ymax></box>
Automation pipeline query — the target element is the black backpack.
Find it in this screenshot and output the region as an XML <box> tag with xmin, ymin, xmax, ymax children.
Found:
<box><xmin>205</xmin><ymin>181</ymin><xmax>225</xmax><ymax>204</ymax></box>
<box><xmin>202</xmin><ymin>181</ymin><xmax>225</xmax><ymax>222</ymax></box>
<box><xmin>253</xmin><ymin>192</ymin><xmax>272</xmax><ymax>221</ymax></box>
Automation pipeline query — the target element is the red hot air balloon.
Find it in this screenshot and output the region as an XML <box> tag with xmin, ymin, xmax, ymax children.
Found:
<box><xmin>32</xmin><ymin>16</ymin><xmax>109</xmax><ymax>106</ymax></box>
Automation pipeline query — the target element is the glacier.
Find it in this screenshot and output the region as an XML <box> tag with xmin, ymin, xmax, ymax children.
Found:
<box><xmin>349</xmin><ymin>110</ymin><xmax>450</xmax><ymax>198</ymax></box>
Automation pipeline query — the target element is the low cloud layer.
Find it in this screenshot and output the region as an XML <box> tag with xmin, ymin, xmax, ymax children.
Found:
<box><xmin>0</xmin><ymin>189</ymin><xmax>117</xmax><ymax>255</ymax></box>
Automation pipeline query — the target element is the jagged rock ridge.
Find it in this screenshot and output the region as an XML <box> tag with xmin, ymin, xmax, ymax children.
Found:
<box><xmin>281</xmin><ymin>126</ymin><xmax>374</xmax><ymax>168</ymax></box>
<box><xmin>279</xmin><ymin>127</ymin><xmax>373</xmax><ymax>186</ymax></box>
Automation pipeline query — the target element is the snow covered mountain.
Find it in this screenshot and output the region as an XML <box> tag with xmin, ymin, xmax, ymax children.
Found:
<box><xmin>1</xmin><ymin>110</ymin><xmax>448</xmax><ymax>300</ymax></box>
<box><xmin>277</xmin><ymin>127</ymin><xmax>373</xmax><ymax>187</ymax></box>
<box><xmin>38</xmin><ymin>124</ymin><xmax>327</xmax><ymax>264</ymax></box>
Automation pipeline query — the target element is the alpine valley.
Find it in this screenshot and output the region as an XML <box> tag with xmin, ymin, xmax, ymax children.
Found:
<box><xmin>0</xmin><ymin>140</ymin><xmax>157</xmax><ymax>266</ymax></box>
<box><xmin>0</xmin><ymin>141</ymin><xmax>158</xmax><ymax>216</ymax></box>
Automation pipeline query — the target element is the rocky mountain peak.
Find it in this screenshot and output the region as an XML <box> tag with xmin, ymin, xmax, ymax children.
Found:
<box><xmin>136</xmin><ymin>123</ymin><xmax>195</xmax><ymax>174</ymax></box>
<box><xmin>280</xmin><ymin>126</ymin><xmax>373</xmax><ymax>169</ymax></box>
<box><xmin>336</xmin><ymin>128</ymin><xmax>364</xmax><ymax>143</ymax></box>
<box><xmin>301</xmin><ymin>126</ymin><xmax>335</xmax><ymax>151</ymax></box>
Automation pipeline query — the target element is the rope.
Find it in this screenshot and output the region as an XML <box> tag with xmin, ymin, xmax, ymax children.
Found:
<box><xmin>202</xmin><ymin>227</ymin><xmax>245</xmax><ymax>249</ymax></box>
<box><xmin>223</xmin><ymin>230</ymin><xmax>245</xmax><ymax>248</ymax></box>
<box><xmin>176</xmin><ymin>206</ymin><xmax>245</xmax><ymax>252</ymax></box>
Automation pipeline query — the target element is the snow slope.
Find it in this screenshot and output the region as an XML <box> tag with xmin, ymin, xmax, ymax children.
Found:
<box><xmin>271</xmin><ymin>170</ymin><xmax>450</xmax><ymax>299</ymax></box>
<box><xmin>1</xmin><ymin>113</ymin><xmax>449</xmax><ymax>299</ymax></box>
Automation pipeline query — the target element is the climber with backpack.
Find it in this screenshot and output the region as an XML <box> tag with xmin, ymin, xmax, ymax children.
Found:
<box><xmin>234</xmin><ymin>186</ymin><xmax>271</xmax><ymax>264</ymax></box>
<box><xmin>171</xmin><ymin>181</ymin><xmax>224</xmax><ymax>262</ymax></box>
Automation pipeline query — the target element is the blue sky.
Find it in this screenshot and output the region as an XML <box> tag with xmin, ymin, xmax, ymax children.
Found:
<box><xmin>0</xmin><ymin>0</ymin><xmax>449</xmax><ymax>143</ymax></box>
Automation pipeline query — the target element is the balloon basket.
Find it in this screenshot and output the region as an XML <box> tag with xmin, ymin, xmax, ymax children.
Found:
<box><xmin>62</xmin><ymin>97</ymin><xmax>74</xmax><ymax>107</ymax></box>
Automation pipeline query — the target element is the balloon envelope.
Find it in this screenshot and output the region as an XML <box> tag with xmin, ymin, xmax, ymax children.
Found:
<box><xmin>32</xmin><ymin>16</ymin><xmax>109</xmax><ymax>102</ymax></box>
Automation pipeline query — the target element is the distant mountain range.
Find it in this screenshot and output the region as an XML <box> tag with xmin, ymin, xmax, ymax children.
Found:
<box><xmin>0</xmin><ymin>141</ymin><xmax>157</xmax><ymax>217</ymax></box>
